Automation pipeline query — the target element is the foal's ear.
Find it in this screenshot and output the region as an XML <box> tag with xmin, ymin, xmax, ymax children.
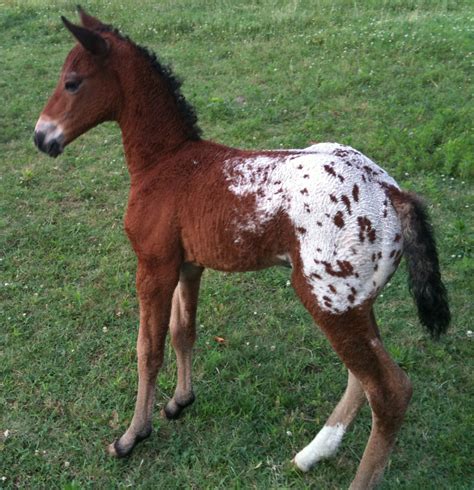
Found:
<box><xmin>62</xmin><ymin>16</ymin><xmax>109</xmax><ymax>57</ymax></box>
<box><xmin>76</xmin><ymin>5</ymin><xmax>106</xmax><ymax>30</ymax></box>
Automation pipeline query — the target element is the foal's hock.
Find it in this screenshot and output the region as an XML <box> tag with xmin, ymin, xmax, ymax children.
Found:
<box><xmin>34</xmin><ymin>7</ymin><xmax>450</xmax><ymax>489</ymax></box>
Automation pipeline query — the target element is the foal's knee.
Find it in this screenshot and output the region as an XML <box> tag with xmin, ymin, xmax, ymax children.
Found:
<box><xmin>368</xmin><ymin>370</ymin><xmax>412</xmax><ymax>432</ymax></box>
<box><xmin>391</xmin><ymin>369</ymin><xmax>413</xmax><ymax>414</ymax></box>
<box><xmin>137</xmin><ymin>338</ymin><xmax>164</xmax><ymax>375</ymax></box>
<box><xmin>170</xmin><ymin>298</ymin><xmax>196</xmax><ymax>350</ymax></box>
<box><xmin>170</xmin><ymin>323</ymin><xmax>196</xmax><ymax>351</ymax></box>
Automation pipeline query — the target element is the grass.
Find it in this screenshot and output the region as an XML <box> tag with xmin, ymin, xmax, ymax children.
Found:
<box><xmin>1</xmin><ymin>0</ymin><xmax>473</xmax><ymax>488</ymax></box>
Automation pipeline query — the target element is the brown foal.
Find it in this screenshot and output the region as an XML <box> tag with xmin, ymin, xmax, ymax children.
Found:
<box><xmin>34</xmin><ymin>8</ymin><xmax>450</xmax><ymax>488</ymax></box>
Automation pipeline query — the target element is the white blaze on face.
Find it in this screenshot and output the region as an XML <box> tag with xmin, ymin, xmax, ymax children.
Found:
<box><xmin>293</xmin><ymin>423</ymin><xmax>346</xmax><ymax>472</ymax></box>
<box><xmin>224</xmin><ymin>143</ymin><xmax>403</xmax><ymax>314</ymax></box>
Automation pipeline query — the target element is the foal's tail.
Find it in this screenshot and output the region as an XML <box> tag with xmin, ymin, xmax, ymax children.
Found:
<box><xmin>392</xmin><ymin>191</ymin><xmax>451</xmax><ymax>339</ymax></box>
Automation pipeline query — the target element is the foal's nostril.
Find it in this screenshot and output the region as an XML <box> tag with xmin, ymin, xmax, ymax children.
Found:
<box><xmin>34</xmin><ymin>131</ymin><xmax>46</xmax><ymax>151</ymax></box>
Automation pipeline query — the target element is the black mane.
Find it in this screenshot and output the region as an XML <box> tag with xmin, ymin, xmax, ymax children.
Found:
<box><xmin>97</xmin><ymin>23</ymin><xmax>202</xmax><ymax>140</ymax></box>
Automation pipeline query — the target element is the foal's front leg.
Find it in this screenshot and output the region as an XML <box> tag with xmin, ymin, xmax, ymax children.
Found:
<box><xmin>162</xmin><ymin>264</ymin><xmax>203</xmax><ymax>419</ymax></box>
<box><xmin>108</xmin><ymin>260</ymin><xmax>180</xmax><ymax>457</ymax></box>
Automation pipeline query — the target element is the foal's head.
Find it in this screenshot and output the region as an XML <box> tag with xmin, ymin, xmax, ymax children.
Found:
<box><xmin>34</xmin><ymin>9</ymin><xmax>121</xmax><ymax>157</ymax></box>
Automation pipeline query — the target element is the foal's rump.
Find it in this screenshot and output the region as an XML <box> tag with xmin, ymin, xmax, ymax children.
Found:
<box><xmin>223</xmin><ymin>143</ymin><xmax>404</xmax><ymax>313</ymax></box>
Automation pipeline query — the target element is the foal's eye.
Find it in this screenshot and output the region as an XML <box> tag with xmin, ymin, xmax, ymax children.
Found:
<box><xmin>65</xmin><ymin>80</ymin><xmax>82</xmax><ymax>93</ymax></box>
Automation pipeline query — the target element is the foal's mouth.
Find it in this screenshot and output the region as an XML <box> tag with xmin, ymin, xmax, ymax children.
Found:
<box><xmin>33</xmin><ymin>119</ymin><xmax>65</xmax><ymax>158</ymax></box>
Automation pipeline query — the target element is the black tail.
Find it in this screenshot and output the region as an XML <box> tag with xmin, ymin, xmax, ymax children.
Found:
<box><xmin>394</xmin><ymin>192</ymin><xmax>451</xmax><ymax>339</ymax></box>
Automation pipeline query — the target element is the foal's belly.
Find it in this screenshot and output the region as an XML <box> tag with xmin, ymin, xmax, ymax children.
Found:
<box><xmin>183</xmin><ymin>218</ymin><xmax>288</xmax><ymax>272</ymax></box>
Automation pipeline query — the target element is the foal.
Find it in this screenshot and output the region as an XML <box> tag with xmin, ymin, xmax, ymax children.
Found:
<box><xmin>34</xmin><ymin>8</ymin><xmax>450</xmax><ymax>489</ymax></box>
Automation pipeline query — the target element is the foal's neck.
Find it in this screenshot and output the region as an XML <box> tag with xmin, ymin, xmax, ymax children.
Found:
<box><xmin>116</xmin><ymin>51</ymin><xmax>195</xmax><ymax>178</ymax></box>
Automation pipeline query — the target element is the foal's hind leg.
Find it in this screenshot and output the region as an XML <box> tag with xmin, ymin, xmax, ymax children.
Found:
<box><xmin>294</xmin><ymin>312</ymin><xmax>381</xmax><ymax>470</ymax></box>
<box><xmin>293</xmin><ymin>370</ymin><xmax>366</xmax><ymax>471</ymax></box>
<box><xmin>162</xmin><ymin>264</ymin><xmax>203</xmax><ymax>419</ymax></box>
<box><xmin>292</xmin><ymin>275</ymin><xmax>412</xmax><ymax>488</ymax></box>
<box><xmin>325</xmin><ymin>314</ymin><xmax>411</xmax><ymax>489</ymax></box>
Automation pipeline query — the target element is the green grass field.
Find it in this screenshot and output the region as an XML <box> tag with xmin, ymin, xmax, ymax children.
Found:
<box><xmin>1</xmin><ymin>0</ymin><xmax>473</xmax><ymax>488</ymax></box>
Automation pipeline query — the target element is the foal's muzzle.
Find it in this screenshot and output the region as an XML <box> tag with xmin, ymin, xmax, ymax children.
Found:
<box><xmin>34</xmin><ymin>119</ymin><xmax>65</xmax><ymax>158</ymax></box>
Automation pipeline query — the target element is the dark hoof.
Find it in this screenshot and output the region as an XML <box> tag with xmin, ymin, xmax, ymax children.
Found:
<box><xmin>162</xmin><ymin>393</ymin><xmax>195</xmax><ymax>420</ymax></box>
<box><xmin>108</xmin><ymin>439</ymin><xmax>132</xmax><ymax>458</ymax></box>
<box><xmin>107</xmin><ymin>428</ymin><xmax>151</xmax><ymax>458</ymax></box>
